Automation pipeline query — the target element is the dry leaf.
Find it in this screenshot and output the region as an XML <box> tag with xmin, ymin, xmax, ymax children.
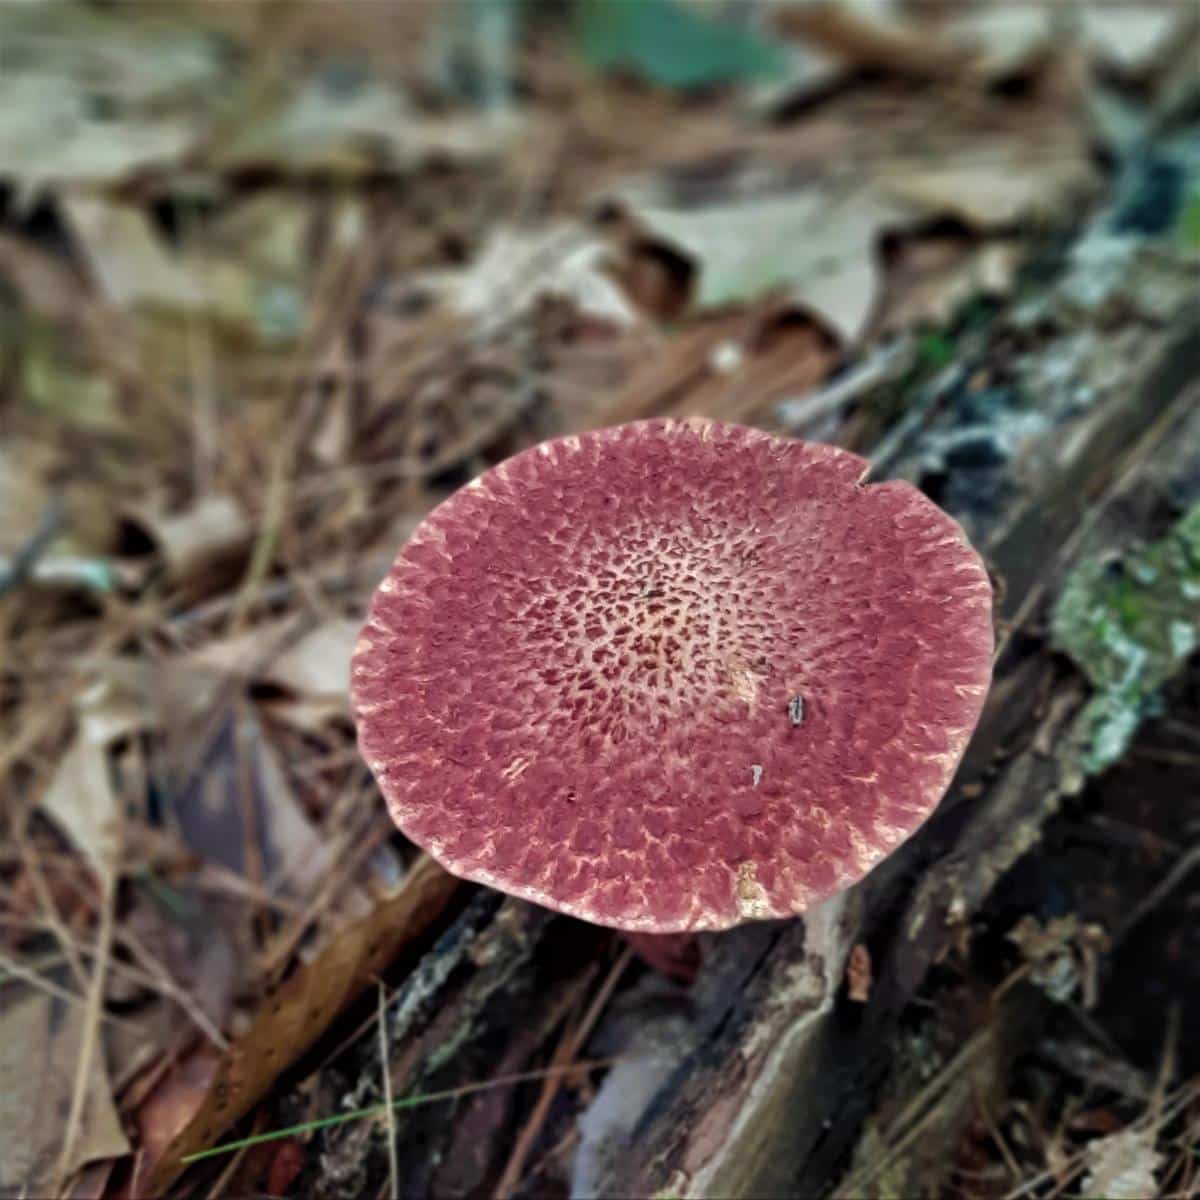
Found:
<box><xmin>879</xmin><ymin>238</ymin><xmax>1021</xmax><ymax>333</ymax></box>
<box><xmin>133</xmin><ymin>1052</ymin><xmax>220</xmax><ymax>1185</ymax></box>
<box><xmin>103</xmin><ymin>994</ymin><xmax>187</xmax><ymax>1097</ymax></box>
<box><xmin>943</xmin><ymin>1</ymin><xmax>1191</xmax><ymax>85</ymax></box>
<box><xmin>204</xmin><ymin>192</ymin><xmax>315</xmax><ymax>282</ymax></box>
<box><xmin>265</xmin><ymin>618</ymin><xmax>360</xmax><ymax>701</ymax></box>
<box><xmin>178</xmin><ymin>191</ymin><xmax>326</xmax><ymax>339</ymax></box>
<box><xmin>942</xmin><ymin>6</ymin><xmax>1056</xmax><ymax>82</ymax></box>
<box><xmin>138</xmin><ymin>854</ymin><xmax>460</xmax><ymax>1194</ymax></box>
<box><xmin>0</xmin><ymin>441</ymin><xmax>59</xmax><ymax>555</ymax></box>
<box><xmin>186</xmin><ymin>619</ymin><xmax>298</xmax><ymax>680</ymax></box>
<box><xmin>1076</xmin><ymin>6</ymin><xmax>1180</xmax><ymax>72</ymax></box>
<box><xmin>0</xmin><ymin>435</ymin><xmax>121</xmax><ymax>564</ymax></box>
<box><xmin>263</xmin><ymin>697</ymin><xmax>348</xmax><ymax>735</ymax></box>
<box><xmin>441</xmin><ymin>224</ymin><xmax>639</xmax><ymax>332</ymax></box>
<box><xmin>42</xmin><ymin>658</ymin><xmax>226</xmax><ymax>807</ymax></box>
<box><xmin>0</xmin><ymin>3</ymin><xmax>220</xmax><ymax>197</ymax></box>
<box><xmin>173</xmin><ymin>708</ymin><xmax>334</xmax><ymax>898</ymax></box>
<box><xmin>21</xmin><ymin>333</ymin><xmax>127</xmax><ymax>445</ymax></box>
<box><xmin>880</xmin><ymin>153</ymin><xmax>1094</xmax><ymax>227</ymax></box>
<box><xmin>252</xmin><ymin>730</ymin><xmax>337</xmax><ymax>896</ymax></box>
<box><xmin>0</xmin><ymin>232</ymin><xmax>90</xmax><ymax>323</ymax></box>
<box><xmin>75</xmin><ymin>668</ymin><xmax>156</xmax><ymax>748</ymax></box>
<box><xmin>608</xmin><ymin>75</ymin><xmax>1088</xmax><ymax>339</ymax></box>
<box><xmin>0</xmin><ymin>73</ymin><xmax>192</xmax><ymax>199</ymax></box>
<box><xmin>38</xmin><ymin>657</ymin><xmax>166</xmax><ymax>879</ymax></box>
<box><xmin>58</xmin><ymin>189</ymin><xmax>320</xmax><ymax>337</ymax></box>
<box><xmin>1081</xmin><ymin>1127</ymin><xmax>1163</xmax><ymax>1199</ymax></box>
<box><xmin>786</xmin><ymin>1</ymin><xmax>1185</xmax><ymax>83</ymax></box>
<box><xmin>40</xmin><ymin>737</ymin><xmax>121</xmax><ymax>882</ymax></box>
<box><xmin>66</xmin><ymin>1158</ymin><xmax>117</xmax><ymax>1200</ymax></box>
<box><xmin>776</xmin><ymin>0</ymin><xmax>961</xmax><ymax>79</ymax></box>
<box><xmin>194</xmin><ymin>617</ymin><xmax>359</xmax><ymax>702</ymax></box>
<box><xmin>59</xmin><ymin>196</ymin><xmax>201</xmax><ymax>311</ymax></box>
<box><xmin>0</xmin><ymin>985</ymin><xmax>129</xmax><ymax>1195</ymax></box>
<box><xmin>130</xmin><ymin>494</ymin><xmax>251</xmax><ymax>585</ymax></box>
<box><xmin>122</xmin><ymin>889</ymin><xmax>241</xmax><ymax>1042</ymax></box>
<box><xmin>212</xmin><ymin>72</ymin><xmax>516</xmax><ymax>176</ymax></box>
<box><xmin>191</xmin><ymin>0</ymin><xmax>437</xmax><ymax>60</ymax></box>
<box><xmin>186</xmin><ymin>617</ymin><xmax>358</xmax><ymax>731</ymax></box>
<box><xmin>617</xmin><ymin>183</ymin><xmax>907</xmax><ymax>342</ymax></box>
<box><xmin>595</xmin><ymin>302</ymin><xmax>835</xmax><ymax>427</ymax></box>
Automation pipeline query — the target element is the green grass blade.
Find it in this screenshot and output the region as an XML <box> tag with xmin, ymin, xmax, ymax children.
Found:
<box><xmin>180</xmin><ymin>1059</ymin><xmax>608</xmax><ymax>1164</ymax></box>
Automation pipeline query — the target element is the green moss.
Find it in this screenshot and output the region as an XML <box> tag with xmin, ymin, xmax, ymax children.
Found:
<box><xmin>1053</xmin><ymin>503</ymin><xmax>1200</xmax><ymax>779</ymax></box>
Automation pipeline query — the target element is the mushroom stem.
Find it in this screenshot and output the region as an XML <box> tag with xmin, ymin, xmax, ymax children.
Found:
<box><xmin>622</xmin><ymin>931</ymin><xmax>701</xmax><ymax>983</ymax></box>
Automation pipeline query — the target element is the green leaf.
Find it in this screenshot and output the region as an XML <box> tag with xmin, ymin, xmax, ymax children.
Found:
<box><xmin>575</xmin><ymin>0</ymin><xmax>788</xmax><ymax>91</ymax></box>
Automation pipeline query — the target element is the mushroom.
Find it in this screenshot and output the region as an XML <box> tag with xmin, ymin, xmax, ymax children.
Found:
<box><xmin>352</xmin><ymin>418</ymin><xmax>993</xmax><ymax>967</ymax></box>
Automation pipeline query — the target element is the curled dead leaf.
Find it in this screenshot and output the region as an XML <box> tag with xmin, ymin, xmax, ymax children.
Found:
<box><xmin>436</xmin><ymin>224</ymin><xmax>640</xmax><ymax>332</ymax></box>
<box><xmin>614</xmin><ymin>182</ymin><xmax>905</xmax><ymax>344</ymax></box>
<box><xmin>127</xmin><ymin>494</ymin><xmax>252</xmax><ymax>591</ymax></box>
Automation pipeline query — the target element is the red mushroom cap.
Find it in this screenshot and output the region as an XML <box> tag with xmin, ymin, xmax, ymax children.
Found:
<box><xmin>352</xmin><ymin>418</ymin><xmax>993</xmax><ymax>932</ymax></box>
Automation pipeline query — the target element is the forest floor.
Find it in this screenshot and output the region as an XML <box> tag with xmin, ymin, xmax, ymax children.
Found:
<box><xmin>1</xmin><ymin>3</ymin><xmax>1198</xmax><ymax>1197</ymax></box>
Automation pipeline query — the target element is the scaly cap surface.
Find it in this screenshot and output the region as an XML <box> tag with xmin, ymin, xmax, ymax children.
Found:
<box><xmin>352</xmin><ymin>418</ymin><xmax>993</xmax><ymax>932</ymax></box>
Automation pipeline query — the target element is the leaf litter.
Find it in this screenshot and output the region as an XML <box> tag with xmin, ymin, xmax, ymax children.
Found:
<box><xmin>0</xmin><ymin>0</ymin><xmax>1198</xmax><ymax>1195</ymax></box>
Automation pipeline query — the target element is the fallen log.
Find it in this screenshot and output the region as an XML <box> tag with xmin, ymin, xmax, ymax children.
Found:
<box><xmin>305</xmin><ymin>214</ymin><xmax>1200</xmax><ymax>1199</ymax></box>
<box><xmin>588</xmin><ymin>252</ymin><xmax>1200</xmax><ymax>1200</ymax></box>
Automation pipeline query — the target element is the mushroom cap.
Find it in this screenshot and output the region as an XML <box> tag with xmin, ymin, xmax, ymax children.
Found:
<box><xmin>352</xmin><ymin>418</ymin><xmax>993</xmax><ymax>933</ymax></box>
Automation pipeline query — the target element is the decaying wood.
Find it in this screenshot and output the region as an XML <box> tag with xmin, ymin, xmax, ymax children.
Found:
<box><xmin>588</xmin><ymin>289</ymin><xmax>1200</xmax><ymax>1197</ymax></box>
<box><xmin>304</xmin><ymin>895</ymin><xmax>616</xmax><ymax>1198</ymax></box>
<box><xmin>308</xmin><ymin>227</ymin><xmax>1200</xmax><ymax>1197</ymax></box>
